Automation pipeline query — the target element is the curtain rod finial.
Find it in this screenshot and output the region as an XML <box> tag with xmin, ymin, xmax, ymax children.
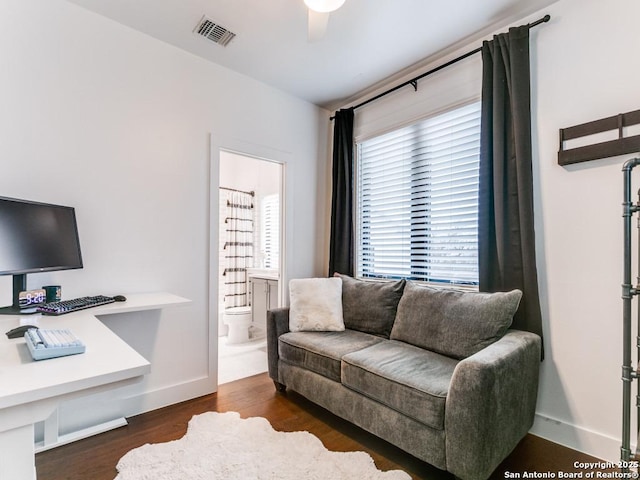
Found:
<box><xmin>528</xmin><ymin>14</ymin><xmax>550</xmax><ymax>28</ymax></box>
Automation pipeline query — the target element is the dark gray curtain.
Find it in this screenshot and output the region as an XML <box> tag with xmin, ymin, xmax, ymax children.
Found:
<box><xmin>479</xmin><ymin>26</ymin><xmax>544</xmax><ymax>350</ymax></box>
<box><xmin>329</xmin><ymin>108</ymin><xmax>355</xmax><ymax>276</ymax></box>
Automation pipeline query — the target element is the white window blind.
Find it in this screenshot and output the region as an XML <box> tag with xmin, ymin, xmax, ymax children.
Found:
<box><xmin>261</xmin><ymin>194</ymin><xmax>279</xmax><ymax>269</ymax></box>
<box><xmin>356</xmin><ymin>101</ymin><xmax>481</xmax><ymax>286</ymax></box>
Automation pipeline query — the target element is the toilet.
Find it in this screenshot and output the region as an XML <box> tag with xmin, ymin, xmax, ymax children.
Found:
<box><xmin>223</xmin><ymin>306</ymin><xmax>253</xmax><ymax>344</ymax></box>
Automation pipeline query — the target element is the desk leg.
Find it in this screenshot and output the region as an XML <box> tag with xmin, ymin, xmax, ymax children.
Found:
<box><xmin>43</xmin><ymin>408</ymin><xmax>59</xmax><ymax>448</ymax></box>
<box><xmin>0</xmin><ymin>423</ymin><xmax>36</xmax><ymax>480</ymax></box>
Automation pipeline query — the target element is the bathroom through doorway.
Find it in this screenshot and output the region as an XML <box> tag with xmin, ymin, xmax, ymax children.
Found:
<box><xmin>217</xmin><ymin>150</ymin><xmax>283</xmax><ymax>385</ymax></box>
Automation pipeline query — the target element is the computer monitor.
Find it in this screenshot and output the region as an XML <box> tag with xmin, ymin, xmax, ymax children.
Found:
<box><xmin>0</xmin><ymin>196</ymin><xmax>83</xmax><ymax>314</ymax></box>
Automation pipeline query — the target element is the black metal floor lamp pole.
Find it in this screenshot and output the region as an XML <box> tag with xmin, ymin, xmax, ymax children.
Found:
<box><xmin>622</xmin><ymin>157</ymin><xmax>640</xmax><ymax>472</ymax></box>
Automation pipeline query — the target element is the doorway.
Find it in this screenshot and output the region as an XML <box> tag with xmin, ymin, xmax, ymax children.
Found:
<box><xmin>216</xmin><ymin>150</ymin><xmax>283</xmax><ymax>385</ymax></box>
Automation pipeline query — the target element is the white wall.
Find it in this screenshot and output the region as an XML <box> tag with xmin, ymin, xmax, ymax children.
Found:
<box><xmin>220</xmin><ymin>151</ymin><xmax>281</xmax><ymax>198</ymax></box>
<box><xmin>3</xmin><ymin>0</ymin><xmax>636</xmax><ymax>464</ymax></box>
<box><xmin>343</xmin><ymin>0</ymin><xmax>640</xmax><ymax>463</ymax></box>
<box><xmin>0</xmin><ymin>0</ymin><xmax>328</xmax><ymax>436</ymax></box>
<box><xmin>353</xmin><ymin>55</ymin><xmax>481</xmax><ymax>142</ymax></box>
<box><xmin>530</xmin><ymin>0</ymin><xmax>640</xmax><ymax>461</ymax></box>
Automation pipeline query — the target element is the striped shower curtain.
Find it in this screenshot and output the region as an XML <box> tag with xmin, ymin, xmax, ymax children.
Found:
<box><xmin>223</xmin><ymin>190</ymin><xmax>254</xmax><ymax>308</ymax></box>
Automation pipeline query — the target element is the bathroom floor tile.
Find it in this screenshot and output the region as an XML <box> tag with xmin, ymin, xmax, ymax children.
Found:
<box><xmin>218</xmin><ymin>337</ymin><xmax>268</xmax><ymax>385</ymax></box>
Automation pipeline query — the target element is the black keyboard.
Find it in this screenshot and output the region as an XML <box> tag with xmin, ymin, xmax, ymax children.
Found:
<box><xmin>36</xmin><ymin>295</ymin><xmax>116</xmax><ymax>315</ymax></box>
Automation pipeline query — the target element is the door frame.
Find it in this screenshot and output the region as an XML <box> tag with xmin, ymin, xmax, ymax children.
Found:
<box><xmin>208</xmin><ymin>134</ymin><xmax>290</xmax><ymax>387</ymax></box>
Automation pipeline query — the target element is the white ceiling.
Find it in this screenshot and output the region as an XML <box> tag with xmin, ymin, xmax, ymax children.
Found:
<box><xmin>67</xmin><ymin>0</ymin><xmax>558</xmax><ymax>110</ymax></box>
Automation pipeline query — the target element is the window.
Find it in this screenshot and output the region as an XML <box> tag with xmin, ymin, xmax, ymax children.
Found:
<box><xmin>355</xmin><ymin>101</ymin><xmax>481</xmax><ymax>286</ymax></box>
<box><xmin>260</xmin><ymin>194</ymin><xmax>279</xmax><ymax>269</ymax></box>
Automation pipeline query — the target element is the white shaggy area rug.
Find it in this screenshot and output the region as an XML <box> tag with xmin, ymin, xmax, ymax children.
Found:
<box><xmin>114</xmin><ymin>411</ymin><xmax>411</xmax><ymax>480</ymax></box>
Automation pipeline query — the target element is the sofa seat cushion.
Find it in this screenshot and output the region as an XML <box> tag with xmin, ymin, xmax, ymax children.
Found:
<box><xmin>341</xmin><ymin>340</ymin><xmax>459</xmax><ymax>430</ymax></box>
<box><xmin>278</xmin><ymin>330</ymin><xmax>384</xmax><ymax>382</ymax></box>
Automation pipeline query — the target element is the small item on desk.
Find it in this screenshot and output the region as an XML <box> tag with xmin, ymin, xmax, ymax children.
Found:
<box><xmin>37</xmin><ymin>295</ymin><xmax>117</xmax><ymax>315</ymax></box>
<box><xmin>113</xmin><ymin>295</ymin><xmax>127</xmax><ymax>302</ymax></box>
<box><xmin>18</xmin><ymin>289</ymin><xmax>46</xmax><ymax>309</ymax></box>
<box><xmin>24</xmin><ymin>328</ymin><xmax>85</xmax><ymax>360</ymax></box>
<box><xmin>42</xmin><ymin>285</ymin><xmax>62</xmax><ymax>303</ymax></box>
<box><xmin>6</xmin><ymin>324</ymin><xmax>39</xmax><ymax>339</ymax></box>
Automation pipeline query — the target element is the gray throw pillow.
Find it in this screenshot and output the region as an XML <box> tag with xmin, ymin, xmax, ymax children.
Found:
<box><xmin>390</xmin><ymin>282</ymin><xmax>522</xmax><ymax>359</ymax></box>
<box><xmin>335</xmin><ymin>273</ymin><xmax>405</xmax><ymax>338</ymax></box>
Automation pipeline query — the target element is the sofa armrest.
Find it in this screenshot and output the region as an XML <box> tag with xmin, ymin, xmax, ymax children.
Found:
<box><xmin>445</xmin><ymin>330</ymin><xmax>541</xmax><ymax>480</ymax></box>
<box><xmin>266</xmin><ymin>308</ymin><xmax>290</xmax><ymax>384</ymax></box>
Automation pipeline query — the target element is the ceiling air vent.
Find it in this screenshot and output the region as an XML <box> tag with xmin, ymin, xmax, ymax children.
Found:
<box><xmin>194</xmin><ymin>16</ymin><xmax>236</xmax><ymax>47</ymax></box>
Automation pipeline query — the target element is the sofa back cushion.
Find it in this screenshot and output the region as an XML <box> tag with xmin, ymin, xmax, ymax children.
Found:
<box><xmin>335</xmin><ymin>274</ymin><xmax>406</xmax><ymax>338</ymax></box>
<box><xmin>390</xmin><ymin>282</ymin><xmax>522</xmax><ymax>359</ymax></box>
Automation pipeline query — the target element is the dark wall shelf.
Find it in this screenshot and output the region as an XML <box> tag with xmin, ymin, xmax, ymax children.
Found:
<box><xmin>558</xmin><ymin>109</ymin><xmax>640</xmax><ymax>166</ymax></box>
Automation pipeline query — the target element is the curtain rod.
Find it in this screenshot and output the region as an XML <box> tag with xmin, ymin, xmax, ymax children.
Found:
<box><xmin>220</xmin><ymin>186</ymin><xmax>255</xmax><ymax>196</ymax></box>
<box><xmin>331</xmin><ymin>14</ymin><xmax>551</xmax><ymax>120</ymax></box>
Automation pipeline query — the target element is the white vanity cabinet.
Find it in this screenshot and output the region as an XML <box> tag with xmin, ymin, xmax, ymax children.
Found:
<box><xmin>248</xmin><ymin>270</ymin><xmax>279</xmax><ymax>338</ymax></box>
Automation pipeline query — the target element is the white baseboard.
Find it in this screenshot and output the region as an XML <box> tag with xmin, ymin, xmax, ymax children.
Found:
<box><xmin>122</xmin><ymin>375</ymin><xmax>218</xmax><ymax>417</ymax></box>
<box><xmin>36</xmin><ymin>375</ymin><xmax>218</xmax><ymax>452</ymax></box>
<box><xmin>531</xmin><ymin>413</ymin><xmax>622</xmax><ymax>463</ymax></box>
<box><xmin>45</xmin><ymin>378</ymin><xmax>627</xmax><ymax>467</ymax></box>
<box><xmin>35</xmin><ymin>417</ymin><xmax>128</xmax><ymax>453</ymax></box>
<box><xmin>123</xmin><ymin>384</ymin><xmax>627</xmax><ymax>465</ymax></box>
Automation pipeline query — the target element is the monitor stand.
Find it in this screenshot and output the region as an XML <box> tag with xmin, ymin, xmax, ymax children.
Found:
<box><xmin>0</xmin><ymin>274</ymin><xmax>37</xmax><ymax>315</ymax></box>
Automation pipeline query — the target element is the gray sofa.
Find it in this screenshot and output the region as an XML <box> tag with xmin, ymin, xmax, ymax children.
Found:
<box><xmin>267</xmin><ymin>275</ymin><xmax>541</xmax><ymax>480</ymax></box>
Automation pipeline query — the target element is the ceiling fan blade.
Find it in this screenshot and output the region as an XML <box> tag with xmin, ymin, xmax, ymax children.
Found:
<box><xmin>308</xmin><ymin>10</ymin><xmax>330</xmax><ymax>42</ymax></box>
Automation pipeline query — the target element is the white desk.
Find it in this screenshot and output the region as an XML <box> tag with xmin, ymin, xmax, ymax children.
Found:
<box><xmin>0</xmin><ymin>293</ymin><xmax>189</xmax><ymax>480</ymax></box>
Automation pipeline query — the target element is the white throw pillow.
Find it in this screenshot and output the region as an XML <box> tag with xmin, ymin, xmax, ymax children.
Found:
<box><xmin>289</xmin><ymin>277</ymin><xmax>345</xmax><ymax>332</ymax></box>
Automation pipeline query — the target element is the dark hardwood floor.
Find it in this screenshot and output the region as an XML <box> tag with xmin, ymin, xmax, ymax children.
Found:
<box><xmin>36</xmin><ymin>373</ymin><xmax>615</xmax><ymax>480</ymax></box>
